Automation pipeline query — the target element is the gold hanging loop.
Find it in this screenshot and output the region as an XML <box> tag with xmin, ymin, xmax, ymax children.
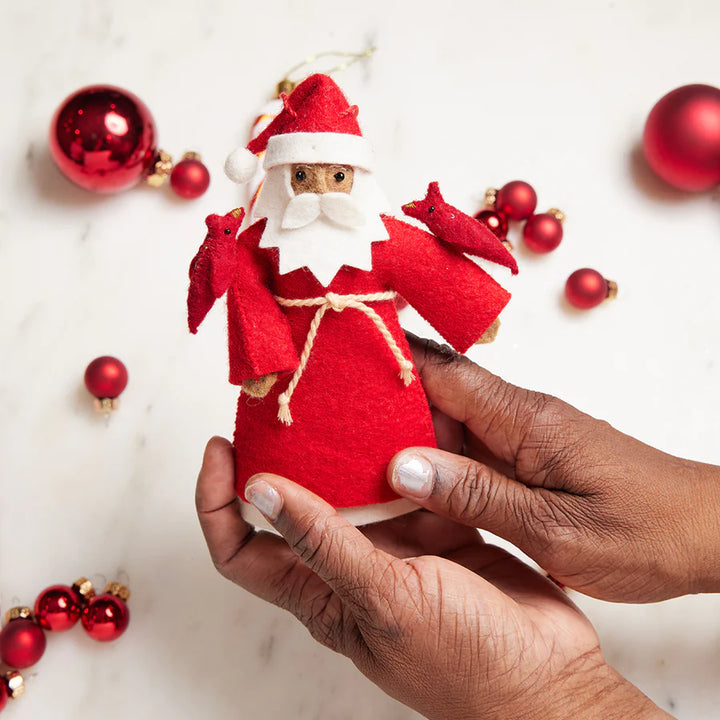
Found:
<box><xmin>276</xmin><ymin>47</ymin><xmax>376</xmax><ymax>97</ymax></box>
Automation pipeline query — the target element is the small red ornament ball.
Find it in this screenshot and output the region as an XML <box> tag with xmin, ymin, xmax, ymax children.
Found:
<box><xmin>496</xmin><ymin>181</ymin><xmax>537</xmax><ymax>221</ymax></box>
<box><xmin>565</xmin><ymin>268</ymin><xmax>609</xmax><ymax>309</ymax></box>
<box><xmin>643</xmin><ymin>84</ymin><xmax>720</xmax><ymax>191</ymax></box>
<box><xmin>523</xmin><ymin>213</ymin><xmax>563</xmax><ymax>253</ymax></box>
<box><xmin>0</xmin><ymin>680</ymin><xmax>7</xmax><ymax>712</ymax></box>
<box><xmin>0</xmin><ymin>619</ymin><xmax>47</xmax><ymax>669</ymax></box>
<box><xmin>170</xmin><ymin>156</ymin><xmax>210</xmax><ymax>199</ymax></box>
<box><xmin>474</xmin><ymin>209</ymin><xmax>509</xmax><ymax>241</ymax></box>
<box><xmin>84</xmin><ymin>356</ymin><xmax>128</xmax><ymax>399</ymax></box>
<box><xmin>34</xmin><ymin>585</ymin><xmax>83</xmax><ymax>632</ymax></box>
<box><xmin>81</xmin><ymin>594</ymin><xmax>130</xmax><ymax>642</ymax></box>
<box><xmin>49</xmin><ymin>85</ymin><xmax>157</xmax><ymax>193</ymax></box>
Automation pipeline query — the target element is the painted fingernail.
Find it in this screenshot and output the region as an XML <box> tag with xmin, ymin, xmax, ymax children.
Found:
<box><xmin>245</xmin><ymin>479</ymin><xmax>282</xmax><ymax>521</ymax></box>
<box><xmin>392</xmin><ymin>454</ymin><xmax>433</xmax><ymax>498</ymax></box>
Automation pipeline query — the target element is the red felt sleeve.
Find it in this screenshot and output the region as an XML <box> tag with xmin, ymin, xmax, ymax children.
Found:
<box><xmin>226</xmin><ymin>244</ymin><xmax>299</xmax><ymax>385</ymax></box>
<box><xmin>375</xmin><ymin>216</ymin><xmax>511</xmax><ymax>353</ymax></box>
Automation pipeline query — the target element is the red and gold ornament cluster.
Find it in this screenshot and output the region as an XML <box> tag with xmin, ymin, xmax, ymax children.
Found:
<box><xmin>49</xmin><ymin>85</ymin><xmax>210</xmax><ymax>199</ymax></box>
<box><xmin>476</xmin><ymin>180</ymin><xmax>616</xmax><ymax>310</ymax></box>
<box><xmin>0</xmin><ymin>578</ymin><xmax>130</xmax><ymax>713</ymax></box>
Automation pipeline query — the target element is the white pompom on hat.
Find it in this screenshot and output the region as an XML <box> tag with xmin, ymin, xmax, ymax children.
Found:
<box><xmin>224</xmin><ymin>146</ymin><xmax>259</xmax><ymax>184</ymax></box>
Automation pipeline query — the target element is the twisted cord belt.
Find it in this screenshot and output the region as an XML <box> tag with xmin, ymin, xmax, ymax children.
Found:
<box><xmin>273</xmin><ymin>291</ymin><xmax>415</xmax><ymax>425</ymax></box>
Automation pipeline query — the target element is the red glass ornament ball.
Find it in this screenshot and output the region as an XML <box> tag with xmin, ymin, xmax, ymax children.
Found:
<box><xmin>523</xmin><ymin>213</ymin><xmax>563</xmax><ymax>253</ymax></box>
<box><xmin>81</xmin><ymin>594</ymin><xmax>130</xmax><ymax>642</ymax></box>
<box><xmin>34</xmin><ymin>585</ymin><xmax>83</xmax><ymax>632</ymax></box>
<box><xmin>170</xmin><ymin>156</ymin><xmax>210</xmax><ymax>199</ymax></box>
<box><xmin>643</xmin><ymin>84</ymin><xmax>720</xmax><ymax>191</ymax></box>
<box><xmin>496</xmin><ymin>181</ymin><xmax>537</xmax><ymax>221</ymax></box>
<box><xmin>0</xmin><ymin>619</ymin><xmax>47</xmax><ymax>669</ymax></box>
<box><xmin>565</xmin><ymin>268</ymin><xmax>609</xmax><ymax>309</ymax></box>
<box><xmin>0</xmin><ymin>680</ymin><xmax>7</xmax><ymax>712</ymax></box>
<box><xmin>474</xmin><ymin>209</ymin><xmax>509</xmax><ymax>241</ymax></box>
<box><xmin>84</xmin><ymin>356</ymin><xmax>128</xmax><ymax>399</ymax></box>
<box><xmin>49</xmin><ymin>85</ymin><xmax>157</xmax><ymax>193</ymax></box>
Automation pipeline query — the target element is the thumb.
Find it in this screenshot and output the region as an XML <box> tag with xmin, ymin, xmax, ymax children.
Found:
<box><xmin>388</xmin><ymin>447</ymin><xmax>538</xmax><ymax>543</ymax></box>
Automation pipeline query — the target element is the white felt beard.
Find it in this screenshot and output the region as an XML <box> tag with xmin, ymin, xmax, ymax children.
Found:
<box><xmin>252</xmin><ymin>165</ymin><xmax>391</xmax><ymax>287</ymax></box>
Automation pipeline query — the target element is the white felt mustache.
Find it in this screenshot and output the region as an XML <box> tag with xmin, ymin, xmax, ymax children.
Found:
<box><xmin>281</xmin><ymin>192</ymin><xmax>367</xmax><ymax>230</ymax></box>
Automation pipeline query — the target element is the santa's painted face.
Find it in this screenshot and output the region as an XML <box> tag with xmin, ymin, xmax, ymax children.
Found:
<box><xmin>290</xmin><ymin>164</ymin><xmax>354</xmax><ymax>194</ymax></box>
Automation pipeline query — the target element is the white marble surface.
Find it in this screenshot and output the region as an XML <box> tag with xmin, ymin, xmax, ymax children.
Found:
<box><xmin>1</xmin><ymin>0</ymin><xmax>720</xmax><ymax>718</ymax></box>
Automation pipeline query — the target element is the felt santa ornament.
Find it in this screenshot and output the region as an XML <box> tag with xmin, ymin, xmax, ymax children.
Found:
<box><xmin>188</xmin><ymin>74</ymin><xmax>515</xmax><ymax>526</ymax></box>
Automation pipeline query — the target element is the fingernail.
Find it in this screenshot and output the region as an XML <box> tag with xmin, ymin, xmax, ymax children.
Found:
<box><xmin>392</xmin><ymin>454</ymin><xmax>433</xmax><ymax>498</ymax></box>
<box><xmin>245</xmin><ymin>479</ymin><xmax>282</xmax><ymax>521</ymax></box>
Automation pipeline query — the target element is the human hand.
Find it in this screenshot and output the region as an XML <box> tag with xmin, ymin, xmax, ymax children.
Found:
<box><xmin>387</xmin><ymin>335</ymin><xmax>720</xmax><ymax>603</ymax></box>
<box><xmin>196</xmin><ymin>438</ymin><xmax>669</xmax><ymax>720</ymax></box>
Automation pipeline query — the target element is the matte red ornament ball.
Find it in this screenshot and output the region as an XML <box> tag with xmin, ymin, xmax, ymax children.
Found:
<box><xmin>84</xmin><ymin>356</ymin><xmax>128</xmax><ymax>399</ymax></box>
<box><xmin>49</xmin><ymin>85</ymin><xmax>157</xmax><ymax>193</ymax></box>
<box><xmin>523</xmin><ymin>213</ymin><xmax>563</xmax><ymax>253</ymax></box>
<box><xmin>496</xmin><ymin>181</ymin><xmax>537</xmax><ymax>221</ymax></box>
<box><xmin>34</xmin><ymin>585</ymin><xmax>83</xmax><ymax>632</ymax></box>
<box><xmin>81</xmin><ymin>594</ymin><xmax>130</xmax><ymax>642</ymax></box>
<box><xmin>565</xmin><ymin>268</ymin><xmax>609</xmax><ymax>309</ymax></box>
<box><xmin>0</xmin><ymin>679</ymin><xmax>7</xmax><ymax>712</ymax></box>
<box><xmin>170</xmin><ymin>156</ymin><xmax>210</xmax><ymax>199</ymax></box>
<box><xmin>0</xmin><ymin>619</ymin><xmax>47</xmax><ymax>669</ymax></box>
<box><xmin>642</xmin><ymin>84</ymin><xmax>720</xmax><ymax>191</ymax></box>
<box><xmin>474</xmin><ymin>209</ymin><xmax>509</xmax><ymax>241</ymax></box>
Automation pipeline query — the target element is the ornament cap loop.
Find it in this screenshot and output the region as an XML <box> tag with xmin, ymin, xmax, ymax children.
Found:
<box><xmin>72</xmin><ymin>577</ymin><xmax>96</xmax><ymax>602</ymax></box>
<box><xmin>484</xmin><ymin>187</ymin><xmax>498</xmax><ymax>209</ymax></box>
<box><xmin>103</xmin><ymin>582</ymin><xmax>131</xmax><ymax>602</ymax></box>
<box><xmin>145</xmin><ymin>149</ymin><xmax>173</xmax><ymax>187</ymax></box>
<box><xmin>547</xmin><ymin>207</ymin><xmax>566</xmax><ymax>224</ymax></box>
<box><xmin>4</xmin><ymin>607</ymin><xmax>33</xmax><ymax>624</ymax></box>
<box><xmin>4</xmin><ymin>670</ymin><xmax>25</xmax><ymax>699</ymax></box>
<box><xmin>606</xmin><ymin>280</ymin><xmax>618</xmax><ymax>300</ymax></box>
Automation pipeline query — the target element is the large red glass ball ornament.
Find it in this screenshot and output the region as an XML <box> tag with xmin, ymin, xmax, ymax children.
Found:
<box><xmin>81</xmin><ymin>594</ymin><xmax>130</xmax><ymax>642</ymax></box>
<box><xmin>0</xmin><ymin>619</ymin><xmax>47</xmax><ymax>669</ymax></box>
<box><xmin>84</xmin><ymin>356</ymin><xmax>128</xmax><ymax>399</ymax></box>
<box><xmin>565</xmin><ymin>268</ymin><xmax>613</xmax><ymax>309</ymax></box>
<box><xmin>642</xmin><ymin>84</ymin><xmax>720</xmax><ymax>191</ymax></box>
<box><xmin>474</xmin><ymin>209</ymin><xmax>509</xmax><ymax>241</ymax></box>
<box><xmin>49</xmin><ymin>85</ymin><xmax>157</xmax><ymax>193</ymax></box>
<box><xmin>496</xmin><ymin>181</ymin><xmax>537</xmax><ymax>221</ymax></box>
<box><xmin>523</xmin><ymin>213</ymin><xmax>563</xmax><ymax>253</ymax></box>
<box><xmin>34</xmin><ymin>585</ymin><xmax>83</xmax><ymax>632</ymax></box>
<box><xmin>170</xmin><ymin>154</ymin><xmax>210</xmax><ymax>199</ymax></box>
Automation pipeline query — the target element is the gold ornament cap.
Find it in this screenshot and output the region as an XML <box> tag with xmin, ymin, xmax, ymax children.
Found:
<box><xmin>4</xmin><ymin>607</ymin><xmax>32</xmax><ymax>624</ymax></box>
<box><xmin>4</xmin><ymin>670</ymin><xmax>24</xmax><ymax>699</ymax></box>
<box><xmin>276</xmin><ymin>78</ymin><xmax>296</xmax><ymax>96</ymax></box>
<box><xmin>484</xmin><ymin>187</ymin><xmax>498</xmax><ymax>209</ymax></box>
<box><xmin>72</xmin><ymin>577</ymin><xmax>96</xmax><ymax>602</ymax></box>
<box><xmin>145</xmin><ymin>149</ymin><xmax>173</xmax><ymax>187</ymax></box>
<box><xmin>547</xmin><ymin>208</ymin><xmax>566</xmax><ymax>224</ymax></box>
<box><xmin>606</xmin><ymin>280</ymin><xmax>618</xmax><ymax>300</ymax></box>
<box><xmin>93</xmin><ymin>397</ymin><xmax>119</xmax><ymax>413</ymax></box>
<box><xmin>103</xmin><ymin>582</ymin><xmax>131</xmax><ymax>603</ymax></box>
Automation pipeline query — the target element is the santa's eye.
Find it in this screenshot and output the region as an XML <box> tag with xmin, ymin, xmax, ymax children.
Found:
<box><xmin>334</xmin><ymin>171</ymin><xmax>345</xmax><ymax>182</ymax></box>
<box><xmin>224</xmin><ymin>228</ymin><xmax>231</xmax><ymax>235</ymax></box>
<box><xmin>295</xmin><ymin>170</ymin><xmax>306</xmax><ymax>181</ymax></box>
<box><xmin>428</xmin><ymin>206</ymin><xmax>435</xmax><ymax>213</ymax></box>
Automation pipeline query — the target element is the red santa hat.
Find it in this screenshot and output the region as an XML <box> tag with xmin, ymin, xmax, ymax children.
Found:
<box><xmin>224</xmin><ymin>74</ymin><xmax>374</xmax><ymax>183</ymax></box>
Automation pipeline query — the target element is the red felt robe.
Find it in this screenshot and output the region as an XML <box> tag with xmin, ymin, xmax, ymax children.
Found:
<box><xmin>203</xmin><ymin>214</ymin><xmax>511</xmax><ymax>516</ymax></box>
